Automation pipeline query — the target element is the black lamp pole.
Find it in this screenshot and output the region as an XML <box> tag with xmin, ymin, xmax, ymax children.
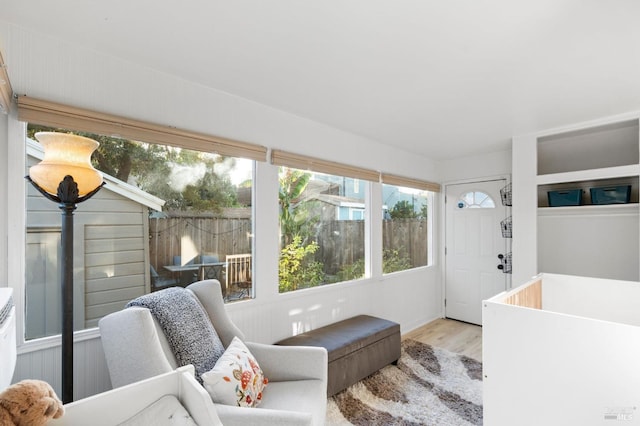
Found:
<box><xmin>26</xmin><ymin>175</ymin><xmax>104</xmax><ymax>403</ymax></box>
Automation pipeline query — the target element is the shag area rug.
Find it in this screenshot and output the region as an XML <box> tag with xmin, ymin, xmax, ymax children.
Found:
<box><xmin>326</xmin><ymin>339</ymin><xmax>483</xmax><ymax>425</ymax></box>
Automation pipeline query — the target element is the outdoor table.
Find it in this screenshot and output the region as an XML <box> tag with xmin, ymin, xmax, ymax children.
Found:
<box><xmin>163</xmin><ymin>262</ymin><xmax>226</xmax><ymax>285</ymax></box>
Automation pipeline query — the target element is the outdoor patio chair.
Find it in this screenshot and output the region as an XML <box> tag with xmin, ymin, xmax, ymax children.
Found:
<box><xmin>226</xmin><ymin>254</ymin><xmax>252</xmax><ymax>300</ymax></box>
<box><xmin>200</xmin><ymin>254</ymin><xmax>223</xmax><ymax>281</ymax></box>
<box><xmin>149</xmin><ymin>265</ymin><xmax>179</xmax><ymax>291</ymax></box>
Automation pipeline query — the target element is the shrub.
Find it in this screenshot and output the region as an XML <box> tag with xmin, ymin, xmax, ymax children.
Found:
<box><xmin>279</xmin><ymin>236</ymin><xmax>324</xmax><ymax>292</ymax></box>
<box><xmin>336</xmin><ymin>249</ymin><xmax>412</xmax><ymax>279</ymax></box>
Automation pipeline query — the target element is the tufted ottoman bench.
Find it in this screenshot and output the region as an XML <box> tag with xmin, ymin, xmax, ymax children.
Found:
<box><xmin>275</xmin><ymin>315</ymin><xmax>401</xmax><ymax>396</ymax></box>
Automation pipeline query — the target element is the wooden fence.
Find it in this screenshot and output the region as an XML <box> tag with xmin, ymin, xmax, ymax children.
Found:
<box><xmin>149</xmin><ymin>217</ymin><xmax>428</xmax><ymax>275</ymax></box>
<box><xmin>149</xmin><ymin>216</ymin><xmax>252</xmax><ymax>272</ymax></box>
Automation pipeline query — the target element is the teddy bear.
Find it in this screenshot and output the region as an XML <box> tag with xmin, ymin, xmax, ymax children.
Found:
<box><xmin>0</xmin><ymin>379</ymin><xmax>64</xmax><ymax>426</ymax></box>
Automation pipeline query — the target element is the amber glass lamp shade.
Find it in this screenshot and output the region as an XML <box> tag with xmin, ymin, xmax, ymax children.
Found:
<box><xmin>29</xmin><ymin>132</ymin><xmax>103</xmax><ymax>197</ymax></box>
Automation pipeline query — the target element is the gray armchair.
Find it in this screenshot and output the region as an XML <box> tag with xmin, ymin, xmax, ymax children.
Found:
<box><xmin>99</xmin><ymin>280</ymin><xmax>327</xmax><ymax>426</ymax></box>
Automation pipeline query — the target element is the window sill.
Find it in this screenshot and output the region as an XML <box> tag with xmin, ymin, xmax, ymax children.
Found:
<box><xmin>18</xmin><ymin>327</ymin><xmax>101</xmax><ymax>355</ymax></box>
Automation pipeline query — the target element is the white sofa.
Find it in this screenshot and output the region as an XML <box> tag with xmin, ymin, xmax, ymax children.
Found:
<box><xmin>99</xmin><ymin>280</ymin><xmax>328</xmax><ymax>426</ymax></box>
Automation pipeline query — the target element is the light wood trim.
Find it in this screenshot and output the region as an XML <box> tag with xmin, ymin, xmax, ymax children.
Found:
<box><xmin>381</xmin><ymin>173</ymin><xmax>441</xmax><ymax>193</ymax></box>
<box><xmin>0</xmin><ymin>50</ymin><xmax>13</xmax><ymax>114</ymax></box>
<box><xmin>504</xmin><ymin>279</ymin><xmax>542</xmax><ymax>309</ymax></box>
<box><xmin>17</xmin><ymin>96</ymin><xmax>268</xmax><ymax>162</ymax></box>
<box><xmin>271</xmin><ymin>149</ymin><xmax>380</xmax><ymax>181</ymax></box>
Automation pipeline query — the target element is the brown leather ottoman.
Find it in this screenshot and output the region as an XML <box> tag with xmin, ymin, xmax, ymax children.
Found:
<box><xmin>275</xmin><ymin>315</ymin><xmax>401</xmax><ymax>396</ymax></box>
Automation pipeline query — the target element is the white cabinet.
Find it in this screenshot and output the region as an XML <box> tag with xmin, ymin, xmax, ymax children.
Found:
<box><xmin>512</xmin><ymin>113</ymin><xmax>640</xmax><ymax>284</ymax></box>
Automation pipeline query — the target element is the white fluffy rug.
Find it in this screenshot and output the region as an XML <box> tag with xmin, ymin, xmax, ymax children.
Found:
<box><xmin>326</xmin><ymin>339</ymin><xmax>483</xmax><ymax>425</ymax></box>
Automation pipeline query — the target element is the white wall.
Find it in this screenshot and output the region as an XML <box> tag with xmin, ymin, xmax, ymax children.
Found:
<box><xmin>1</xmin><ymin>22</ymin><xmax>444</xmax><ymax>398</ymax></box>
<box><xmin>0</xmin><ymin>113</ymin><xmax>7</xmax><ymax>286</ymax></box>
<box><xmin>438</xmin><ymin>149</ymin><xmax>511</xmax><ymax>183</ymax></box>
<box><xmin>512</xmin><ymin>134</ymin><xmax>538</xmax><ymax>286</ymax></box>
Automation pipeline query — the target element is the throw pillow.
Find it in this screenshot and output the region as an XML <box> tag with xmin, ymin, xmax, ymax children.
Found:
<box><xmin>201</xmin><ymin>336</ymin><xmax>268</xmax><ymax>408</ymax></box>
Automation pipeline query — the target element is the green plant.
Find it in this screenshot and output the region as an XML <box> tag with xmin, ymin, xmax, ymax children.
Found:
<box><xmin>279</xmin><ymin>236</ymin><xmax>324</xmax><ymax>292</ymax></box>
<box><xmin>383</xmin><ymin>249</ymin><xmax>412</xmax><ymax>273</ymax></box>
<box><xmin>389</xmin><ymin>200</ymin><xmax>418</xmax><ymax>219</ymax></box>
<box><xmin>336</xmin><ymin>249</ymin><xmax>412</xmax><ymax>279</ymax></box>
<box><xmin>278</xmin><ymin>168</ymin><xmax>321</xmax><ymax>245</ymax></box>
<box><xmin>337</xmin><ymin>258</ymin><xmax>365</xmax><ymax>281</ymax></box>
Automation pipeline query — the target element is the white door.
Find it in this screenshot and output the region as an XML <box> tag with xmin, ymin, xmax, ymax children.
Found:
<box><xmin>445</xmin><ymin>179</ymin><xmax>508</xmax><ymax>325</ymax></box>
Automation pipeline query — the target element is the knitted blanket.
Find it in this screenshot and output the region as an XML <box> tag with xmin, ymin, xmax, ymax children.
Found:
<box><xmin>127</xmin><ymin>287</ymin><xmax>225</xmax><ymax>383</ymax></box>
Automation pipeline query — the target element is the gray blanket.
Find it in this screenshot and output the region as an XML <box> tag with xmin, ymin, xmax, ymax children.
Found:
<box><xmin>127</xmin><ymin>287</ymin><xmax>225</xmax><ymax>383</ymax></box>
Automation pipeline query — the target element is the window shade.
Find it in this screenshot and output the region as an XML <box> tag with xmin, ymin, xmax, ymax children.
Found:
<box><xmin>0</xmin><ymin>51</ymin><xmax>12</xmax><ymax>114</ymax></box>
<box><xmin>271</xmin><ymin>149</ymin><xmax>380</xmax><ymax>182</ymax></box>
<box><xmin>381</xmin><ymin>173</ymin><xmax>441</xmax><ymax>193</ymax></box>
<box><xmin>17</xmin><ymin>96</ymin><xmax>268</xmax><ymax>162</ymax></box>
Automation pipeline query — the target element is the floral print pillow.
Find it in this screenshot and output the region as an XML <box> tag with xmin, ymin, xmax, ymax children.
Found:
<box><xmin>202</xmin><ymin>336</ymin><xmax>268</xmax><ymax>408</ymax></box>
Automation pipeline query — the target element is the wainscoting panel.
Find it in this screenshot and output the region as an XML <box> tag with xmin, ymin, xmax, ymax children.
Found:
<box><xmin>13</xmin><ymin>336</ymin><xmax>112</xmax><ymax>401</ymax></box>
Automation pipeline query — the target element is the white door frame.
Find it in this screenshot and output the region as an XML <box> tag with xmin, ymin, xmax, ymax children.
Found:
<box><xmin>441</xmin><ymin>174</ymin><xmax>512</xmax><ymax>320</ymax></box>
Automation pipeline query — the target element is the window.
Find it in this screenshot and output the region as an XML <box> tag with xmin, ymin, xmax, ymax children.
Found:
<box><xmin>24</xmin><ymin>124</ymin><xmax>255</xmax><ymax>340</ymax></box>
<box><xmin>382</xmin><ymin>184</ymin><xmax>432</xmax><ymax>273</ymax></box>
<box><xmin>278</xmin><ymin>167</ymin><xmax>367</xmax><ymax>292</ymax></box>
<box><xmin>457</xmin><ymin>191</ymin><xmax>495</xmax><ymax>209</ymax></box>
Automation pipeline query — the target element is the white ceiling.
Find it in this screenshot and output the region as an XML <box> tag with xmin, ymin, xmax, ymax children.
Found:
<box><xmin>2</xmin><ymin>0</ymin><xmax>640</xmax><ymax>160</ymax></box>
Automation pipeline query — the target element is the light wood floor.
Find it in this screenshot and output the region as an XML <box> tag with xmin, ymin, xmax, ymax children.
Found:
<box><xmin>402</xmin><ymin>318</ymin><xmax>482</xmax><ymax>361</ymax></box>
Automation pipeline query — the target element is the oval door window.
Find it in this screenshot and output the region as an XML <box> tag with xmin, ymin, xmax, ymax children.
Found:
<box><xmin>458</xmin><ymin>191</ymin><xmax>496</xmax><ymax>208</ymax></box>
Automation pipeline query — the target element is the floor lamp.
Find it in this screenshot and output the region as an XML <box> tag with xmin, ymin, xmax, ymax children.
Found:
<box><xmin>26</xmin><ymin>132</ymin><xmax>104</xmax><ymax>403</ymax></box>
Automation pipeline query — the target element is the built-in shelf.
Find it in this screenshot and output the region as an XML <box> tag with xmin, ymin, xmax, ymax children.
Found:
<box><xmin>537</xmin><ymin>176</ymin><xmax>639</xmax><ymax>208</ymax></box>
<box><xmin>538</xmin><ymin>203</ymin><xmax>639</xmax><ymax>215</ymax></box>
<box><xmin>514</xmin><ymin>111</ymin><xmax>640</xmax><ymax>284</ymax></box>
<box><xmin>537</xmin><ymin>119</ymin><xmax>639</xmax><ymax>176</ymax></box>
<box><xmin>536</xmin><ymin>119</ymin><xmax>639</xmax><ymax>209</ymax></box>
<box><xmin>535</xmin><ymin>165</ymin><xmax>640</xmax><ymax>186</ymax></box>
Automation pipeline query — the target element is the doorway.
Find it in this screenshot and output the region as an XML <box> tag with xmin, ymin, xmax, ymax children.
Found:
<box><xmin>445</xmin><ymin>178</ymin><xmax>509</xmax><ymax>325</ymax></box>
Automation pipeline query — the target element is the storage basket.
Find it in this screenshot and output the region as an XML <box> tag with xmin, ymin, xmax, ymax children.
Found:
<box><xmin>498</xmin><ymin>252</ymin><xmax>512</xmax><ymax>274</ymax></box>
<box><xmin>500</xmin><ymin>183</ymin><xmax>512</xmax><ymax>206</ymax></box>
<box><xmin>500</xmin><ymin>216</ymin><xmax>512</xmax><ymax>238</ymax></box>
<box><xmin>590</xmin><ymin>185</ymin><xmax>631</xmax><ymax>205</ymax></box>
<box><xmin>547</xmin><ymin>189</ymin><xmax>582</xmax><ymax>207</ymax></box>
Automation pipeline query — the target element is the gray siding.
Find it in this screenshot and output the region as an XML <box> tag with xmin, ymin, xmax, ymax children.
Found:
<box><xmin>84</xmin><ymin>224</ymin><xmax>146</xmax><ymax>328</ymax></box>
<box><xmin>26</xmin><ymin>178</ymin><xmax>151</xmax><ymax>331</ymax></box>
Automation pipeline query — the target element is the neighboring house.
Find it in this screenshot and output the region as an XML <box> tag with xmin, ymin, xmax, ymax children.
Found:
<box><xmin>25</xmin><ymin>139</ymin><xmax>164</xmax><ymax>339</ymax></box>
<box><xmin>314</xmin><ymin>193</ymin><xmax>366</xmax><ymax>221</ymax></box>
<box><xmin>309</xmin><ymin>174</ymin><xmax>426</xmax><ymax>220</ymax></box>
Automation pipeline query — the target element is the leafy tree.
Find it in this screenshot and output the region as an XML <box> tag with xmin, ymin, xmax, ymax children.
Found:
<box><xmin>389</xmin><ymin>200</ymin><xmax>418</xmax><ymax>219</ymax></box>
<box><xmin>278</xmin><ymin>169</ymin><xmax>328</xmax><ymax>291</ymax></box>
<box><xmin>28</xmin><ymin>124</ymin><xmax>162</xmax><ymax>183</ymax></box>
<box><xmin>278</xmin><ymin>168</ymin><xmax>318</xmax><ymax>245</ymax></box>
<box><xmin>27</xmin><ymin>124</ymin><xmax>240</xmax><ymax>213</ymax></box>
<box><xmin>419</xmin><ymin>203</ymin><xmax>428</xmax><ymax>219</ymax></box>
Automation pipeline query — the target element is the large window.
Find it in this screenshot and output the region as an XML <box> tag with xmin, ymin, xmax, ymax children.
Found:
<box><xmin>278</xmin><ymin>167</ymin><xmax>368</xmax><ymax>292</ymax></box>
<box><xmin>382</xmin><ymin>184</ymin><xmax>432</xmax><ymax>273</ymax></box>
<box><xmin>24</xmin><ymin>124</ymin><xmax>255</xmax><ymax>340</ymax></box>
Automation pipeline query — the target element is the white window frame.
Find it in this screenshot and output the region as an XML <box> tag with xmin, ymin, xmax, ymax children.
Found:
<box><xmin>277</xmin><ymin>167</ymin><xmax>372</xmax><ymax>291</ymax></box>
<box><xmin>9</xmin><ymin>117</ymin><xmax>261</xmax><ymax>352</ymax></box>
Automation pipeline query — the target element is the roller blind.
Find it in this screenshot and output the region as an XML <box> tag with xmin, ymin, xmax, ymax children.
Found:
<box><xmin>0</xmin><ymin>51</ymin><xmax>12</xmax><ymax>114</ymax></box>
<box><xmin>381</xmin><ymin>173</ymin><xmax>441</xmax><ymax>193</ymax></box>
<box><xmin>271</xmin><ymin>149</ymin><xmax>380</xmax><ymax>182</ymax></box>
<box><xmin>17</xmin><ymin>96</ymin><xmax>268</xmax><ymax>162</ymax></box>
